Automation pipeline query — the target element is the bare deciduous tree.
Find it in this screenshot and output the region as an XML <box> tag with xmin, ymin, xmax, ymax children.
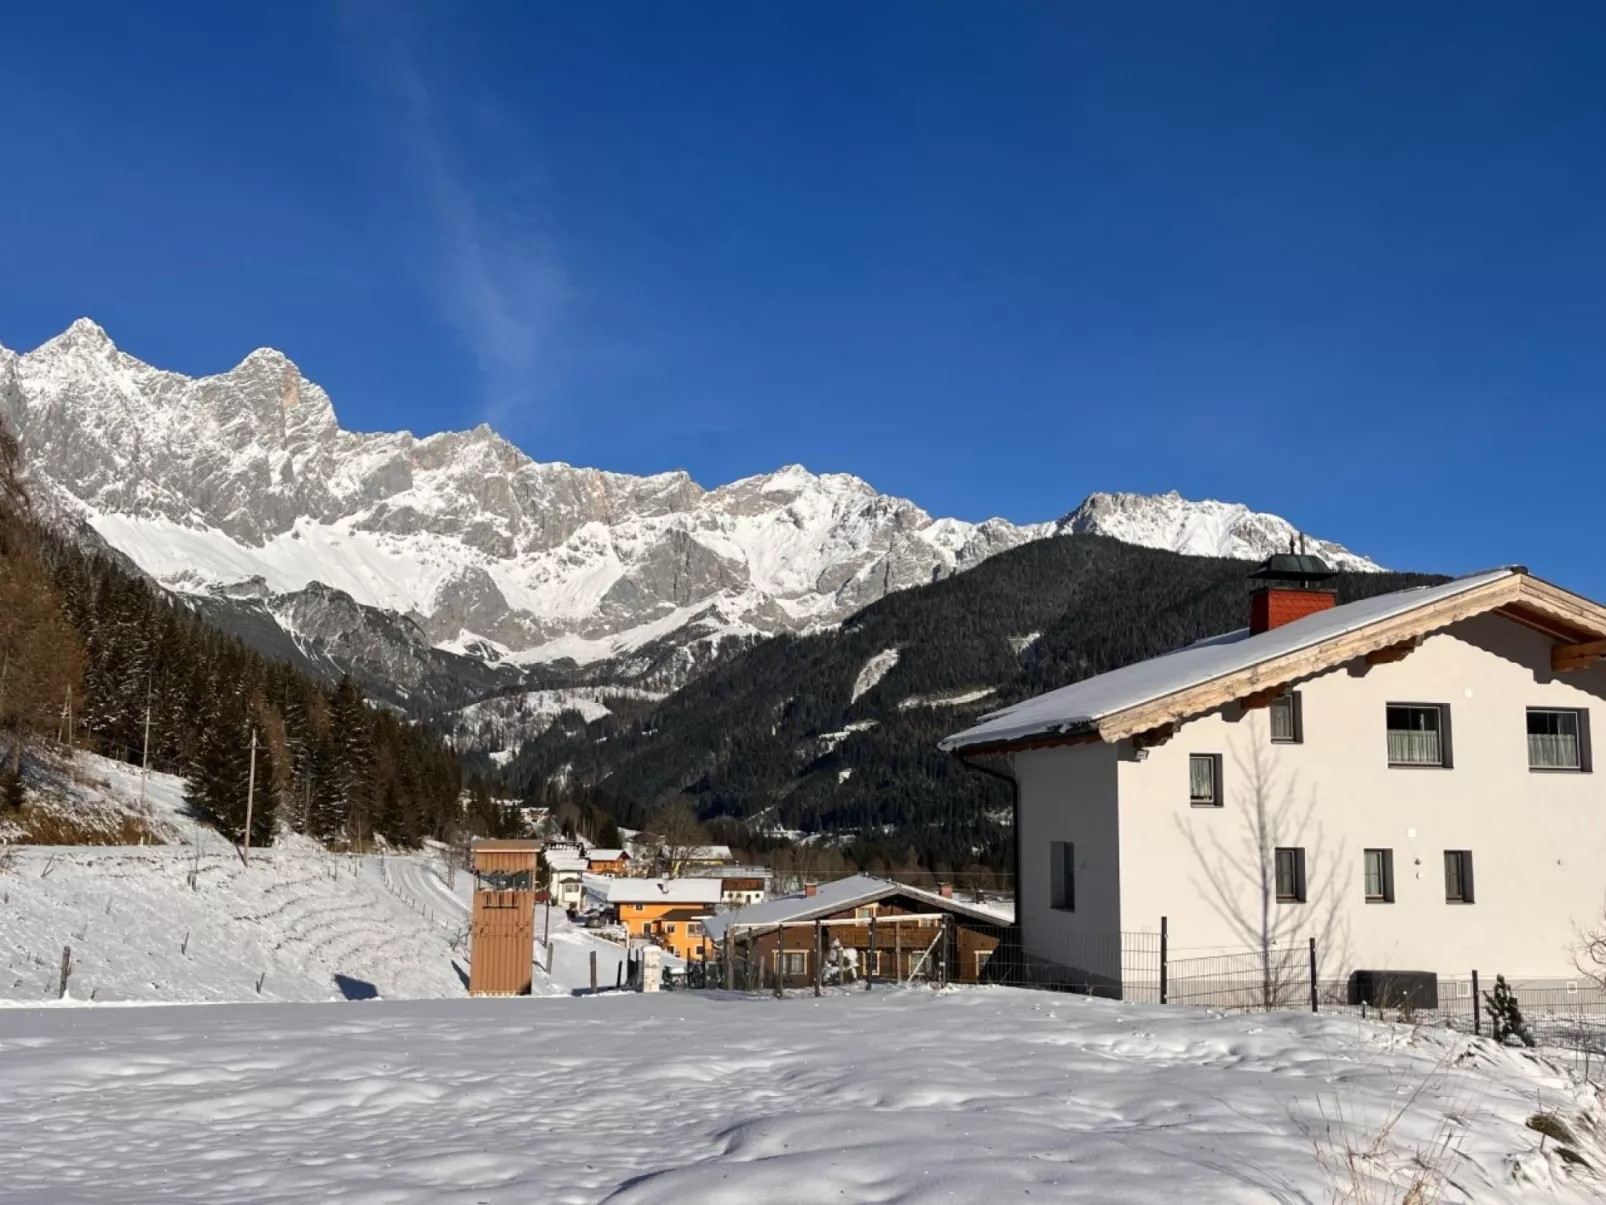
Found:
<box><xmin>1176</xmin><ymin>733</ymin><xmax>1350</xmax><ymax>1009</ymax></box>
<box><xmin>651</xmin><ymin>798</ymin><xmax>707</xmax><ymax>878</ymax></box>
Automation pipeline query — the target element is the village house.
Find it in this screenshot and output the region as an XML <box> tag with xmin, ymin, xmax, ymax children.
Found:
<box><xmin>606</xmin><ymin>878</ymin><xmax>724</xmax><ymax>961</ymax></box>
<box><xmin>542</xmin><ymin>847</ymin><xmax>588</xmax><ymax>912</ymax></box>
<box><xmin>585</xmin><ymin>848</ymin><xmax>630</xmax><ymax>876</ymax></box>
<box><xmin>940</xmin><ymin>559</ymin><xmax>1606</xmax><ymax>995</ymax></box>
<box><xmin>685</xmin><ymin>864</ymin><xmax>773</xmax><ymax>907</ymax></box>
<box><xmin>699</xmin><ymin>875</ymin><xmax>1008</xmax><ymax>989</ymax></box>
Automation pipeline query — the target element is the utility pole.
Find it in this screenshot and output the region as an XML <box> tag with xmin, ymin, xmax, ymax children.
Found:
<box><xmin>243</xmin><ymin>727</ymin><xmax>258</xmax><ymax>866</ymax></box>
<box><xmin>139</xmin><ymin>682</ymin><xmax>152</xmax><ymax>808</ymax></box>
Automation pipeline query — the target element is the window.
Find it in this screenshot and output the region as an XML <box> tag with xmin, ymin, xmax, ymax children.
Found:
<box><xmin>975</xmin><ymin>949</ymin><xmax>994</xmax><ymax>979</ymax></box>
<box><xmin>1274</xmin><ymin>847</ymin><xmax>1307</xmax><ymax>903</ymax></box>
<box><xmin>1387</xmin><ymin>704</ymin><xmax>1451</xmax><ymax>767</ymax></box>
<box><xmin>1363</xmin><ymin>849</ymin><xmax>1394</xmax><ymax>903</ymax></box>
<box><xmin>1050</xmin><ymin>841</ymin><xmax>1075</xmax><ymax>911</ymax></box>
<box><xmin>778</xmin><ymin>951</ymin><xmax>808</xmax><ymax>976</ymax></box>
<box><xmin>1189</xmin><ymin>754</ymin><xmax>1223</xmax><ymax>806</ymax></box>
<box><xmin>1444</xmin><ymin>851</ymin><xmax>1474</xmax><ymax>903</ymax></box>
<box><xmin>1269</xmin><ymin>692</ymin><xmax>1303</xmax><ymax>743</ymax></box>
<box><xmin>1528</xmin><ymin>708</ymin><xmax>1590</xmax><ymax>771</ymax></box>
<box><xmin>634</xmin><ymin>903</ymin><xmax>645</xmax><ymax>912</ymax></box>
<box><xmin>664</xmin><ymin>923</ymin><xmax>676</xmax><ymax>935</ymax></box>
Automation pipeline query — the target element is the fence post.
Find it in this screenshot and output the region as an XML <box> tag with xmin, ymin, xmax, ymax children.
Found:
<box><xmin>1159</xmin><ymin>916</ymin><xmax>1168</xmax><ymax>1006</ymax></box>
<box><xmin>57</xmin><ymin>945</ymin><xmax>72</xmax><ymax>999</ymax></box>
<box><xmin>724</xmin><ymin>929</ymin><xmax>735</xmax><ymax>990</ymax></box>
<box><xmin>814</xmin><ymin>919</ymin><xmax>823</xmax><ymax>998</ymax></box>
<box><xmin>1308</xmin><ymin>936</ymin><xmax>1318</xmax><ymax>1013</ymax></box>
<box><xmin>866</xmin><ymin>914</ymin><xmax>877</xmax><ymax>992</ymax></box>
<box><xmin>590</xmin><ymin>949</ymin><xmax>598</xmax><ymax>995</ymax></box>
<box><xmin>775</xmin><ymin>922</ymin><xmax>786</xmax><ymax>999</ymax></box>
<box><xmin>1472</xmin><ymin>969</ymin><xmax>1481</xmax><ymax>1037</ymax></box>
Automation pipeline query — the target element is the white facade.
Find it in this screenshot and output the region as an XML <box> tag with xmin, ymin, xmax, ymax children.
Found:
<box><xmin>1014</xmin><ymin>612</ymin><xmax>1606</xmax><ymax>984</ymax></box>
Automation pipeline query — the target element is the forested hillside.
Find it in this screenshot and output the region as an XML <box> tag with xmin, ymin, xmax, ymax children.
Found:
<box><xmin>0</xmin><ymin>419</ymin><xmax>470</xmax><ymax>848</ymax></box>
<box><xmin>508</xmin><ymin>536</ymin><xmax>1443</xmax><ymax>868</ymax></box>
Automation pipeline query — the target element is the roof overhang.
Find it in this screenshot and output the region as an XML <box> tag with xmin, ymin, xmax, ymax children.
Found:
<box><xmin>946</xmin><ymin>572</ymin><xmax>1606</xmax><ymax>755</ymax></box>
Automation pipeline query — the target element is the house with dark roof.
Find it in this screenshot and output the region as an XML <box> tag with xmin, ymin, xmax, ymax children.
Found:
<box><xmin>700</xmin><ymin>874</ymin><xmax>1010</xmax><ymax>988</ymax></box>
<box><xmin>941</xmin><ymin>559</ymin><xmax>1606</xmax><ymax>993</ymax></box>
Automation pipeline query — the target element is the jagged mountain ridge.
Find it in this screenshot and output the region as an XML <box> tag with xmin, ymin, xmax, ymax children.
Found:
<box><xmin>0</xmin><ymin>319</ymin><xmax>1379</xmax><ymax>707</ymax></box>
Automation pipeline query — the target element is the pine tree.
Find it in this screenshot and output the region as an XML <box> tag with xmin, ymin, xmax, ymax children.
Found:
<box><xmin>1483</xmin><ymin>974</ymin><xmax>1536</xmax><ymax>1047</ymax></box>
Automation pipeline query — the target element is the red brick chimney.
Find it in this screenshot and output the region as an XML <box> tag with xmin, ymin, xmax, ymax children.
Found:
<box><xmin>938</xmin><ymin>882</ymin><xmax>954</xmax><ymax>899</ymax></box>
<box><xmin>1248</xmin><ymin>550</ymin><xmax>1338</xmax><ymax>635</ymax></box>
<box><xmin>803</xmin><ymin>881</ymin><xmax>818</xmax><ymax>897</ymax></box>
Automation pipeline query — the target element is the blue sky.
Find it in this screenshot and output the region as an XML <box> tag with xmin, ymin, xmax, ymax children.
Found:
<box><xmin>2</xmin><ymin>3</ymin><xmax>1603</xmax><ymax>590</ymax></box>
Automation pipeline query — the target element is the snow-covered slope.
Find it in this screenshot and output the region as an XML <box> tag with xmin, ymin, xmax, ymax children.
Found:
<box><xmin>1</xmin><ymin>990</ymin><xmax>1599</xmax><ymax>1203</ymax></box>
<box><xmin>444</xmin><ymin>687</ymin><xmax>665</xmax><ymax>761</ymax></box>
<box><xmin>0</xmin><ymin>320</ymin><xmax>1379</xmax><ymax>681</ymax></box>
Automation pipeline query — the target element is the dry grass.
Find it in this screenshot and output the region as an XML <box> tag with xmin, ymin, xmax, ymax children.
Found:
<box><xmin>5</xmin><ymin>799</ymin><xmax>164</xmax><ymax>846</ymax></box>
<box><xmin>1313</xmin><ymin>1034</ymin><xmax>1469</xmax><ymax>1205</ymax></box>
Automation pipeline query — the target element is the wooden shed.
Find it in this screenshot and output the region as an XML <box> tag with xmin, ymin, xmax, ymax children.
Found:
<box><xmin>469</xmin><ymin>839</ymin><xmax>541</xmax><ymax>996</ymax></box>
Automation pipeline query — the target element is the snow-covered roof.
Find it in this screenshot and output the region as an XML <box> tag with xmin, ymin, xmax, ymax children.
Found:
<box><xmin>586</xmin><ymin>849</ymin><xmax>626</xmax><ymax>862</ymax></box>
<box><xmin>680</xmin><ymin>845</ymin><xmax>734</xmax><ymax>862</ymax></box>
<box><xmin>940</xmin><ymin>569</ymin><xmax>1521</xmax><ymax>753</ymax></box>
<box><xmin>543</xmin><ymin>850</ymin><xmax>588</xmax><ymax>872</ymax></box>
<box><xmin>606</xmin><ymin>878</ymin><xmax>724</xmax><ymax>906</ymax></box>
<box><xmin>700</xmin><ymin>875</ymin><xmax>1006</xmax><ymax>941</ymax></box>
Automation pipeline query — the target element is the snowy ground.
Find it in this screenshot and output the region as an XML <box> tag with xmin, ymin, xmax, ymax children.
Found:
<box><xmin>0</xmin><ymin>750</ymin><xmax>632</xmax><ymax>1003</ymax></box>
<box><xmin>2</xmin><ymin>989</ymin><xmax>1603</xmax><ymax>1204</ymax></box>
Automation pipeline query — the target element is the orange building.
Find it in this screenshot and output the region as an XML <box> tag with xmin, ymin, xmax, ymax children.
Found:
<box><xmin>606</xmin><ymin>878</ymin><xmax>723</xmax><ymax>961</ymax></box>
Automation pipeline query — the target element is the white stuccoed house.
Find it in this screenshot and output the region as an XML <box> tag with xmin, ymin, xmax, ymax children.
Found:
<box><xmin>941</xmin><ymin>557</ymin><xmax>1606</xmax><ymax>995</ymax></box>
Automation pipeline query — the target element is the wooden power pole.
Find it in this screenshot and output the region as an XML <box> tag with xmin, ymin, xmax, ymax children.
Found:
<box><xmin>139</xmin><ymin>684</ymin><xmax>153</xmax><ymax>808</ymax></box>
<box><xmin>243</xmin><ymin>727</ymin><xmax>258</xmax><ymax>866</ymax></box>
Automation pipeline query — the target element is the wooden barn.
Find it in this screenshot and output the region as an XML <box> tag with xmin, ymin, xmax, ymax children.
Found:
<box><xmin>469</xmin><ymin>839</ymin><xmax>540</xmax><ymax>996</ymax></box>
<box><xmin>699</xmin><ymin>875</ymin><xmax>1009</xmax><ymax>990</ymax></box>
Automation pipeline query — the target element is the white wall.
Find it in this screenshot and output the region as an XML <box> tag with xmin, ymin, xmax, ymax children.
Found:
<box><xmin>1014</xmin><ymin>741</ymin><xmax>1121</xmax><ymax>978</ymax></box>
<box><xmin>1112</xmin><ymin>613</ymin><xmax>1606</xmax><ymax>982</ymax></box>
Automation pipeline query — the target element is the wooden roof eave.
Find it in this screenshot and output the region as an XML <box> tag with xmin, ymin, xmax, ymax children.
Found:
<box><xmin>1096</xmin><ymin>574</ymin><xmax>1538</xmax><ymax>743</ymax></box>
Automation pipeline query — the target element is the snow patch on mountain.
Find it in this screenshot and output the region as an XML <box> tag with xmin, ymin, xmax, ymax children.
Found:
<box><xmin>446</xmin><ymin>687</ymin><xmax>665</xmax><ymax>754</ymax></box>
<box><xmin>897</xmin><ymin>687</ymin><xmax>996</xmax><ymax>710</ymax></box>
<box><xmin>850</xmin><ymin>648</ymin><xmax>901</xmax><ymax>704</ymax></box>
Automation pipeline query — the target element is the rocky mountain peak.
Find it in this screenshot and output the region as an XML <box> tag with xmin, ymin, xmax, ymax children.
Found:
<box><xmin>3</xmin><ymin>318</ymin><xmax>1381</xmax><ymax>691</ymax></box>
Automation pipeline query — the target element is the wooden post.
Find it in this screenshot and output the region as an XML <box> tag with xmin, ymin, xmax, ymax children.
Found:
<box><xmin>57</xmin><ymin>945</ymin><xmax>72</xmax><ymax>999</ymax></box>
<box><xmin>242</xmin><ymin>728</ymin><xmax>258</xmax><ymax>866</ymax></box>
<box><xmin>775</xmin><ymin>922</ymin><xmax>786</xmax><ymax>998</ymax></box>
<box><xmin>1472</xmin><ymin>969</ymin><xmax>1481</xmax><ymax>1037</ymax></box>
<box><xmin>895</xmin><ymin>923</ymin><xmax>903</xmax><ymax>985</ymax></box>
<box><xmin>615</xmin><ymin>961</ymin><xmax>623</xmax><ymax>992</ymax></box>
<box><xmin>940</xmin><ymin>916</ymin><xmax>949</xmax><ymax>988</ymax></box>
<box><xmin>814</xmin><ymin>919</ymin><xmax>823</xmax><ymax>997</ymax></box>
<box><xmin>1308</xmin><ymin>936</ymin><xmax>1318</xmax><ymax>1013</ymax></box>
<box><xmin>866</xmin><ymin>914</ymin><xmax>877</xmax><ymax>992</ymax></box>
<box><xmin>1159</xmin><ymin>916</ymin><xmax>1168</xmax><ymax>1005</ymax></box>
<box><xmin>139</xmin><ymin>685</ymin><xmax>152</xmax><ymax>809</ymax></box>
<box><xmin>590</xmin><ymin>949</ymin><xmax>598</xmax><ymax>995</ymax></box>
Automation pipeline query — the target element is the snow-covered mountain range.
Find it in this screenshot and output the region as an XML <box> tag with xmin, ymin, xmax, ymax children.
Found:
<box><xmin>0</xmin><ymin>319</ymin><xmax>1378</xmax><ymax>702</ymax></box>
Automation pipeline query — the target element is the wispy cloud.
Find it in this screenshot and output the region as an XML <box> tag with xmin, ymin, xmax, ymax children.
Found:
<box><xmin>347</xmin><ymin>6</ymin><xmax>568</xmax><ymax>423</ymax></box>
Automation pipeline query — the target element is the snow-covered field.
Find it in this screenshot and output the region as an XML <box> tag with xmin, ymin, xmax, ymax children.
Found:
<box><xmin>2</xmin><ymin>989</ymin><xmax>1602</xmax><ymax>1204</ymax></box>
<box><xmin>0</xmin><ymin>751</ymin><xmax>628</xmax><ymax>1003</ymax></box>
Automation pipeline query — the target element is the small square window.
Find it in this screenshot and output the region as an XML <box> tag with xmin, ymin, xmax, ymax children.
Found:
<box><xmin>665</xmin><ymin>922</ymin><xmax>676</xmax><ymax>935</ymax></box>
<box><xmin>1387</xmin><ymin>704</ymin><xmax>1451</xmax><ymax>767</ymax></box>
<box><xmin>1189</xmin><ymin>754</ymin><xmax>1222</xmax><ymax>806</ymax></box>
<box><xmin>1444</xmin><ymin>850</ymin><xmax>1474</xmax><ymax>903</ymax></box>
<box><xmin>1269</xmin><ymin>692</ymin><xmax>1303</xmax><ymax>744</ymax></box>
<box><xmin>1274</xmin><ymin>847</ymin><xmax>1306</xmax><ymax>903</ymax></box>
<box><xmin>1528</xmin><ymin>708</ymin><xmax>1589</xmax><ymax>772</ymax></box>
<box><xmin>779</xmin><ymin>951</ymin><xmax>807</xmax><ymax>976</ymax></box>
<box><xmin>1050</xmin><ymin>840</ymin><xmax>1075</xmax><ymax>911</ymax></box>
<box><xmin>1363</xmin><ymin>849</ymin><xmax>1394</xmax><ymax>903</ymax></box>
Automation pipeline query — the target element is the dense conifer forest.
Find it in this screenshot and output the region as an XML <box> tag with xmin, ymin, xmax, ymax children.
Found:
<box><xmin>0</xmin><ymin>419</ymin><xmax>470</xmax><ymax>848</ymax></box>
<box><xmin>508</xmin><ymin>536</ymin><xmax>1444</xmax><ymax>870</ymax></box>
